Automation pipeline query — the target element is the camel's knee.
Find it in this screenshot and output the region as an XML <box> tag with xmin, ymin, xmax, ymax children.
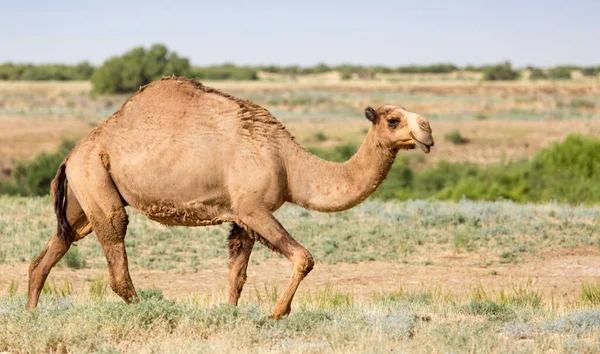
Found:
<box><xmin>94</xmin><ymin>208</ymin><xmax>128</xmax><ymax>243</ymax></box>
<box><xmin>293</xmin><ymin>249</ymin><xmax>314</xmax><ymax>278</ymax></box>
<box><xmin>108</xmin><ymin>208</ymin><xmax>128</xmax><ymax>235</ymax></box>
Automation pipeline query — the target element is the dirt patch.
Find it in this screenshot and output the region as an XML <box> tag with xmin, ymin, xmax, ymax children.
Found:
<box><xmin>3</xmin><ymin>249</ymin><xmax>599</xmax><ymax>303</ymax></box>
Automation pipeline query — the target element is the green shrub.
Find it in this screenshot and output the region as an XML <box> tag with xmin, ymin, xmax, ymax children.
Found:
<box><xmin>381</xmin><ymin>134</ymin><xmax>599</xmax><ymax>204</ymax></box>
<box><xmin>91</xmin><ymin>44</ymin><xmax>191</xmax><ymax>94</ymax></box>
<box><xmin>445</xmin><ymin>130</ymin><xmax>468</xmax><ymax>144</ymax></box>
<box><xmin>62</xmin><ymin>247</ymin><xmax>86</xmax><ymax>269</ymax></box>
<box><xmin>482</xmin><ymin>62</ymin><xmax>519</xmax><ymax>81</ymax></box>
<box><xmin>0</xmin><ymin>139</ymin><xmax>75</xmax><ymax>196</ymax></box>
<box><xmin>313</xmin><ymin>131</ymin><xmax>328</xmax><ymax>142</ymax></box>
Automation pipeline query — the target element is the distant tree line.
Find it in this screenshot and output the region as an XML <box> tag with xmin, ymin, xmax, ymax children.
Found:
<box><xmin>0</xmin><ymin>62</ymin><xmax>94</xmax><ymax>80</ymax></box>
<box><xmin>1</xmin><ymin>44</ymin><xmax>599</xmax><ymax>93</ymax></box>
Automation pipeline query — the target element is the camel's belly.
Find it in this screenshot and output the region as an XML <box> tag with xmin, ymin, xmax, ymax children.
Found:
<box><xmin>133</xmin><ymin>199</ymin><xmax>236</xmax><ymax>227</ymax></box>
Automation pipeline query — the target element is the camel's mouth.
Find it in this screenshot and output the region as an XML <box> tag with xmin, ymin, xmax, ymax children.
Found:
<box><xmin>410</xmin><ymin>132</ymin><xmax>434</xmax><ymax>154</ymax></box>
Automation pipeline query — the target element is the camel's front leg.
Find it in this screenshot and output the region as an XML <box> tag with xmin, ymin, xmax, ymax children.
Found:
<box><xmin>227</xmin><ymin>223</ymin><xmax>255</xmax><ymax>305</ymax></box>
<box><xmin>239</xmin><ymin>209</ymin><xmax>314</xmax><ymax>319</ymax></box>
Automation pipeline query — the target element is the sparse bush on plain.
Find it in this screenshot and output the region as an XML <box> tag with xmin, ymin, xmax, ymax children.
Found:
<box><xmin>445</xmin><ymin>130</ymin><xmax>468</xmax><ymax>144</ymax></box>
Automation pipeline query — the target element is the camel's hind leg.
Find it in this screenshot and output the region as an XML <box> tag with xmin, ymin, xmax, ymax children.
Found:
<box><xmin>66</xmin><ymin>153</ymin><xmax>138</xmax><ymax>304</ymax></box>
<box><xmin>227</xmin><ymin>224</ymin><xmax>255</xmax><ymax>305</ymax></box>
<box><xmin>27</xmin><ymin>187</ymin><xmax>92</xmax><ymax>309</ymax></box>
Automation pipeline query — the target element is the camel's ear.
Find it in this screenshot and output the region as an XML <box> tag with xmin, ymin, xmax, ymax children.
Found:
<box><xmin>364</xmin><ymin>106</ymin><xmax>378</xmax><ymax>123</ymax></box>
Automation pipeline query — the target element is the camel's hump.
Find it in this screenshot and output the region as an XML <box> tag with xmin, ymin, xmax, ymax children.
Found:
<box><xmin>104</xmin><ymin>76</ymin><xmax>291</xmax><ymax>139</ymax></box>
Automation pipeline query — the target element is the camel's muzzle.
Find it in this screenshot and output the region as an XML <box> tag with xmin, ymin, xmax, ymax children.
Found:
<box><xmin>410</xmin><ymin>132</ymin><xmax>434</xmax><ymax>154</ymax></box>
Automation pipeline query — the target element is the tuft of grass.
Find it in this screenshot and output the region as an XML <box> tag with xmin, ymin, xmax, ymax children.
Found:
<box><xmin>251</xmin><ymin>282</ymin><xmax>280</xmax><ymax>307</ymax></box>
<box><xmin>579</xmin><ymin>280</ymin><xmax>600</xmax><ymax>305</ymax></box>
<box><xmin>298</xmin><ymin>283</ymin><xmax>353</xmax><ymax>310</ymax></box>
<box><xmin>469</xmin><ymin>281</ymin><xmax>542</xmax><ymax>310</ymax></box>
<box><xmin>499</xmin><ymin>281</ymin><xmax>542</xmax><ymax>309</ymax></box>
<box><xmin>89</xmin><ymin>278</ymin><xmax>108</xmax><ymax>300</ymax></box>
<box><xmin>453</xmin><ymin>229</ymin><xmax>471</xmax><ymax>252</ymax></box>
<box><xmin>42</xmin><ymin>279</ymin><xmax>73</xmax><ymax>297</ymax></box>
<box><xmin>7</xmin><ymin>280</ymin><xmax>18</xmax><ymax>297</ymax></box>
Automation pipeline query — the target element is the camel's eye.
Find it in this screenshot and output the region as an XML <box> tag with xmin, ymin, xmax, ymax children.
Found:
<box><xmin>387</xmin><ymin>118</ymin><xmax>400</xmax><ymax>129</ymax></box>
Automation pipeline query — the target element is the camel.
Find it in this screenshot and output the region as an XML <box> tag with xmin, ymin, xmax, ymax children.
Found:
<box><xmin>26</xmin><ymin>77</ymin><xmax>434</xmax><ymax>319</ymax></box>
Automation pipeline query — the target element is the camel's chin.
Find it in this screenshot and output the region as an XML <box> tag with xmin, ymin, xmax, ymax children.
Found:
<box><xmin>397</xmin><ymin>143</ymin><xmax>416</xmax><ymax>151</ymax></box>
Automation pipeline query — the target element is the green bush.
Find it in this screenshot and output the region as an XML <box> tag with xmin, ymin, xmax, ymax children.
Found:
<box><xmin>91</xmin><ymin>44</ymin><xmax>191</xmax><ymax>94</ymax></box>
<box><xmin>62</xmin><ymin>247</ymin><xmax>86</xmax><ymax>269</ymax></box>
<box><xmin>482</xmin><ymin>62</ymin><xmax>519</xmax><ymax>81</ymax></box>
<box><xmin>375</xmin><ymin>134</ymin><xmax>599</xmax><ymax>204</ymax></box>
<box><xmin>445</xmin><ymin>130</ymin><xmax>468</xmax><ymax>144</ymax></box>
<box><xmin>0</xmin><ymin>139</ymin><xmax>75</xmax><ymax>196</ymax></box>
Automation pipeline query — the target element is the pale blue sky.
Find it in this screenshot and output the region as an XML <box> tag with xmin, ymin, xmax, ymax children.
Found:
<box><xmin>1</xmin><ymin>0</ymin><xmax>598</xmax><ymax>67</ymax></box>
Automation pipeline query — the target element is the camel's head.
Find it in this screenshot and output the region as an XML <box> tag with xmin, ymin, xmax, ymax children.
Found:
<box><xmin>365</xmin><ymin>105</ymin><xmax>434</xmax><ymax>154</ymax></box>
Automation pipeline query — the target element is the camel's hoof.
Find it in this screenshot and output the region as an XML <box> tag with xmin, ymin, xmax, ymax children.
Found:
<box><xmin>269</xmin><ymin>314</ymin><xmax>283</xmax><ymax>321</ymax></box>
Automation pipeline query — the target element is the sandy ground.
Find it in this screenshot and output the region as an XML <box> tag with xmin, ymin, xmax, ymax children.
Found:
<box><xmin>3</xmin><ymin>247</ymin><xmax>599</xmax><ymax>303</ymax></box>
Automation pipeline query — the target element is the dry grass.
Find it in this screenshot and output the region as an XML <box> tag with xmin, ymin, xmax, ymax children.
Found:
<box><xmin>1</xmin><ymin>282</ymin><xmax>600</xmax><ymax>353</ymax></box>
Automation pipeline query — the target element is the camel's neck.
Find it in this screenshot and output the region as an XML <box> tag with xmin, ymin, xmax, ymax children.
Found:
<box><xmin>282</xmin><ymin>130</ymin><xmax>397</xmax><ymax>212</ymax></box>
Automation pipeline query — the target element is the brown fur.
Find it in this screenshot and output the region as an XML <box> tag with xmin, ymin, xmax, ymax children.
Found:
<box><xmin>26</xmin><ymin>77</ymin><xmax>434</xmax><ymax>318</ymax></box>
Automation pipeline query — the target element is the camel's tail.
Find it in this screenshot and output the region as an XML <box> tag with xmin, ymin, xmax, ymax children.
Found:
<box><xmin>52</xmin><ymin>161</ymin><xmax>73</xmax><ymax>244</ymax></box>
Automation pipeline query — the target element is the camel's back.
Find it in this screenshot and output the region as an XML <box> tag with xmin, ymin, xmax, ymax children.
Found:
<box><xmin>80</xmin><ymin>77</ymin><xmax>290</xmax><ymax>209</ymax></box>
